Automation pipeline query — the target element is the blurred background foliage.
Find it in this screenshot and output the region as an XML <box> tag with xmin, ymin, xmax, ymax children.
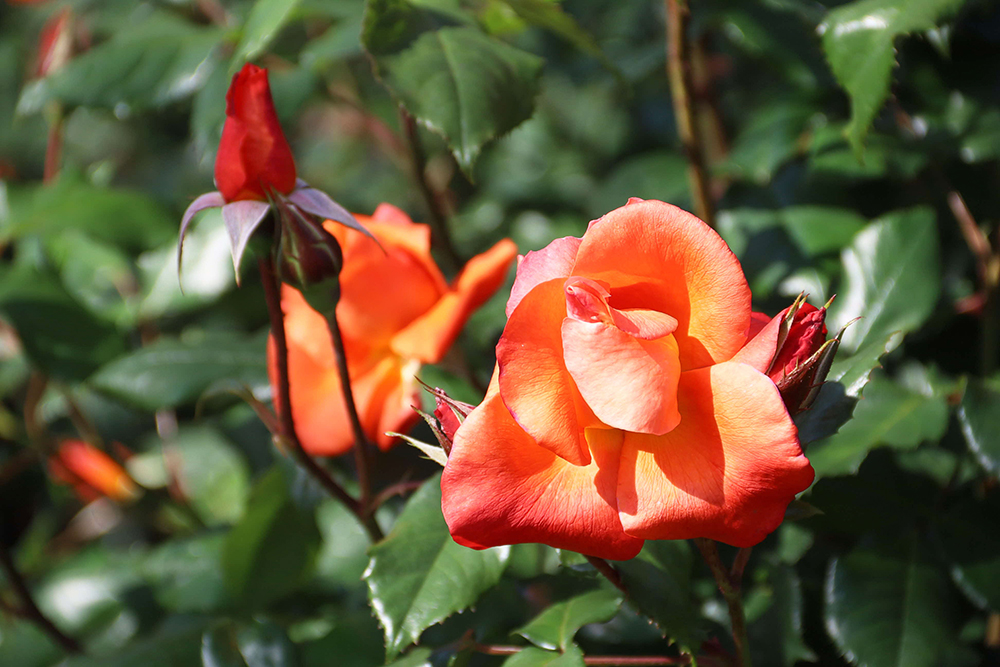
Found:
<box><xmin>0</xmin><ymin>0</ymin><xmax>999</xmax><ymax>665</ymax></box>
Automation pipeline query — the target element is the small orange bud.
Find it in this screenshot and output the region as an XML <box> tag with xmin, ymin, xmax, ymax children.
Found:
<box><xmin>48</xmin><ymin>440</ymin><xmax>140</xmax><ymax>504</ymax></box>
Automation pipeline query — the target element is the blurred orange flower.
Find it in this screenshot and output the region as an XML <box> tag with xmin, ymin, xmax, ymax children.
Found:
<box><xmin>269</xmin><ymin>204</ymin><xmax>517</xmax><ymax>456</ymax></box>
<box><xmin>48</xmin><ymin>440</ymin><xmax>139</xmax><ymax>504</ymax></box>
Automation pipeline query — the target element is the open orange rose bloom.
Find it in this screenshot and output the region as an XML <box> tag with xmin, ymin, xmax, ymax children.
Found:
<box><xmin>441</xmin><ymin>199</ymin><xmax>815</xmax><ymax>559</ymax></box>
<box><xmin>270</xmin><ymin>204</ymin><xmax>516</xmax><ymax>456</ymax></box>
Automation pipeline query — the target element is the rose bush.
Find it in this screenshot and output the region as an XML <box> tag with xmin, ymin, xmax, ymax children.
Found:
<box><xmin>269</xmin><ymin>204</ymin><xmax>516</xmax><ymax>456</ymax></box>
<box><xmin>441</xmin><ymin>199</ymin><xmax>815</xmax><ymax>559</ymax></box>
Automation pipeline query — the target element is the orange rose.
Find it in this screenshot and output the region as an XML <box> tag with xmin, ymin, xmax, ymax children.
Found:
<box><xmin>48</xmin><ymin>440</ymin><xmax>139</xmax><ymax>504</ymax></box>
<box><xmin>441</xmin><ymin>199</ymin><xmax>814</xmax><ymax>560</ymax></box>
<box><xmin>269</xmin><ymin>204</ymin><xmax>517</xmax><ymax>456</ymax></box>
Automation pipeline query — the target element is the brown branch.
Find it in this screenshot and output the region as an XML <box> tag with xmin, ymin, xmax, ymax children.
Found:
<box><xmin>399</xmin><ymin>107</ymin><xmax>462</xmax><ymax>273</ymax></box>
<box><xmin>665</xmin><ymin>0</ymin><xmax>715</xmax><ymax>228</ymax></box>
<box><xmin>257</xmin><ymin>255</ymin><xmax>383</xmax><ymax>542</ymax></box>
<box><xmin>323</xmin><ymin>313</ymin><xmax>374</xmax><ymax>511</ymax></box>
<box><xmin>694</xmin><ymin>539</ymin><xmax>751</xmax><ymax>667</ymax></box>
<box><xmin>0</xmin><ymin>543</ymin><xmax>82</xmax><ymax>654</ymax></box>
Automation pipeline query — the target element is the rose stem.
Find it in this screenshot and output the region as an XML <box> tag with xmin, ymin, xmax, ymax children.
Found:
<box><xmin>257</xmin><ymin>255</ymin><xmax>384</xmax><ymax>542</ymax></box>
<box><xmin>0</xmin><ymin>543</ymin><xmax>82</xmax><ymax>654</ymax></box>
<box><xmin>475</xmin><ymin>644</ymin><xmax>689</xmax><ymax>665</ymax></box>
<box><xmin>399</xmin><ymin>106</ymin><xmax>462</xmax><ymax>273</ymax></box>
<box><xmin>585</xmin><ymin>555</ymin><xmax>629</xmax><ymax>596</ymax></box>
<box><xmin>665</xmin><ymin>0</ymin><xmax>715</xmax><ymax>229</ymax></box>
<box><xmin>694</xmin><ymin>538</ymin><xmax>751</xmax><ymax>667</ymax></box>
<box><xmin>43</xmin><ymin>109</ymin><xmax>63</xmax><ymax>184</ymax></box>
<box><xmin>323</xmin><ymin>311</ymin><xmax>375</xmax><ymax>516</ymax></box>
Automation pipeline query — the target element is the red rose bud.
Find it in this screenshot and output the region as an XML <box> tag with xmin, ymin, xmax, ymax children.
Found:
<box><xmin>276</xmin><ymin>201</ymin><xmax>343</xmax><ymax>313</ymax></box>
<box><xmin>35</xmin><ymin>8</ymin><xmax>73</xmax><ymax>78</ymax></box>
<box><xmin>415</xmin><ymin>383</ymin><xmax>476</xmax><ymax>455</ymax></box>
<box><xmin>768</xmin><ymin>296</ymin><xmax>837</xmax><ymax>415</ymax></box>
<box><xmin>48</xmin><ymin>440</ymin><xmax>140</xmax><ymax>504</ymax></box>
<box><xmin>214</xmin><ymin>63</ymin><xmax>296</xmax><ymax>203</ymax></box>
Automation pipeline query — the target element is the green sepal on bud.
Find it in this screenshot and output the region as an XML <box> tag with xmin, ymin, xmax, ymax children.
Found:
<box><xmin>274</xmin><ymin>197</ymin><xmax>344</xmax><ymax>317</ymax></box>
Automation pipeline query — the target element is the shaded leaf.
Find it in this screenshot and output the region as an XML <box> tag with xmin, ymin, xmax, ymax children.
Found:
<box><xmin>143</xmin><ymin>533</ymin><xmax>230</xmax><ymax>613</ymax></box>
<box><xmin>502</xmin><ymin>644</ymin><xmax>585</xmax><ymax>667</ymax></box>
<box><xmin>933</xmin><ymin>488</ymin><xmax>1000</xmax><ymax>612</ymax></box>
<box><xmin>516</xmin><ymin>588</ymin><xmax>622</xmax><ymax>651</ymax></box>
<box><xmin>957</xmin><ymin>376</ymin><xmax>1000</xmax><ymax>474</ymax></box>
<box><xmin>89</xmin><ymin>330</ymin><xmax>268</xmax><ymax>411</ymax></box>
<box><xmin>364</xmin><ymin>473</ymin><xmax>509</xmax><ymax>659</ymax></box>
<box><xmin>236</xmin><ymin>619</ymin><xmax>298</xmax><ymax>667</ymax></box>
<box><xmin>233</xmin><ymin>0</ymin><xmax>302</xmax><ymax>66</ymax></box>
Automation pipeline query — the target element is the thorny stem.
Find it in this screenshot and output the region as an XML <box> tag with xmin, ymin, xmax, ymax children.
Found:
<box><xmin>399</xmin><ymin>107</ymin><xmax>462</xmax><ymax>273</ymax></box>
<box><xmin>323</xmin><ymin>312</ymin><xmax>374</xmax><ymax>511</ymax></box>
<box><xmin>665</xmin><ymin>0</ymin><xmax>715</xmax><ymax>228</ymax></box>
<box><xmin>695</xmin><ymin>538</ymin><xmax>751</xmax><ymax>667</ymax></box>
<box><xmin>475</xmin><ymin>643</ymin><xmax>689</xmax><ymax>665</ymax></box>
<box><xmin>0</xmin><ymin>543</ymin><xmax>82</xmax><ymax>655</ymax></box>
<box><xmin>257</xmin><ymin>255</ymin><xmax>384</xmax><ymax>543</ymax></box>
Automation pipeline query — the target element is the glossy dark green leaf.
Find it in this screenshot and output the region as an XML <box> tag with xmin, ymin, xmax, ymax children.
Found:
<box><xmin>222</xmin><ymin>469</ymin><xmax>322</xmax><ymax>609</ymax></box>
<box><xmin>236</xmin><ymin>619</ymin><xmax>298</xmax><ymax>667</ymax></box>
<box><xmin>18</xmin><ymin>12</ymin><xmax>223</xmax><ymax>115</ymax></box>
<box><xmin>807</xmin><ymin>372</ymin><xmax>948</xmax><ymax>477</ymax></box>
<box><xmin>829</xmin><ymin>207</ymin><xmax>940</xmax><ymax>353</ymax></box>
<box><xmin>819</xmin><ymin>0</ymin><xmax>966</xmax><ymax>153</ymax></box>
<box><xmin>502</xmin><ymin>644</ymin><xmax>585</xmax><ymax>667</ymax></box>
<box><xmin>957</xmin><ymin>377</ymin><xmax>1000</xmax><ymax>474</ymax></box>
<box><xmin>825</xmin><ymin>534</ymin><xmax>972</xmax><ymax>667</ymax></box>
<box><xmin>143</xmin><ymin>533</ymin><xmax>230</xmax><ymax>613</ymax></box>
<box><xmin>363</xmin><ymin>0</ymin><xmax>542</xmax><ymax>174</ymax></box>
<box><xmin>364</xmin><ymin>474</ymin><xmax>509</xmax><ymax>659</ymax></box>
<box><xmin>516</xmin><ymin>588</ymin><xmax>622</xmax><ymax>651</ymax></box>
<box><xmin>0</xmin><ymin>267</ymin><xmax>127</xmax><ymax>382</ymax></box>
<box><xmin>612</xmin><ymin>540</ymin><xmax>702</xmax><ymax>648</ymax></box>
<box><xmin>90</xmin><ymin>331</ymin><xmax>269</xmax><ymax>411</ymax></box>
<box><xmin>933</xmin><ymin>489</ymin><xmax>1000</xmax><ymax>611</ymax></box>
<box><xmin>233</xmin><ymin>0</ymin><xmax>301</xmax><ymax>66</ymax></box>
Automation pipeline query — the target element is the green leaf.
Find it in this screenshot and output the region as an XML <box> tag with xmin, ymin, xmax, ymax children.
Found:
<box><xmin>18</xmin><ymin>12</ymin><xmax>223</xmax><ymax>115</ymax></box>
<box><xmin>493</xmin><ymin>0</ymin><xmax>613</xmax><ymax>71</ymax></box>
<box><xmin>202</xmin><ymin>624</ymin><xmax>248</xmax><ymax>667</ymax></box>
<box><xmin>829</xmin><ymin>207</ymin><xmax>940</xmax><ymax>354</ymax></box>
<box><xmin>819</xmin><ymin>0</ymin><xmax>966</xmax><ymax>153</ymax></box>
<box><xmin>236</xmin><ymin>619</ymin><xmax>298</xmax><ymax>667</ymax></box>
<box><xmin>719</xmin><ymin>100</ymin><xmax>812</xmax><ymax>184</ymax></box>
<box><xmin>933</xmin><ymin>489</ymin><xmax>1000</xmax><ymax>612</ymax></box>
<box><xmin>233</xmin><ymin>0</ymin><xmax>302</xmax><ymax>67</ymax></box>
<box><xmin>612</xmin><ymin>540</ymin><xmax>702</xmax><ymax>648</ymax></box>
<box><xmin>780</xmin><ymin>206</ymin><xmax>867</xmax><ymax>257</ymax></box>
<box><xmin>222</xmin><ymin>469</ymin><xmax>322</xmax><ymax>609</ymax></box>
<box><xmin>587</xmin><ymin>152</ymin><xmax>690</xmax><ymax>220</ymax></box>
<box><xmin>0</xmin><ymin>267</ymin><xmax>127</xmax><ymax>382</ymax></box>
<box><xmin>502</xmin><ymin>645</ymin><xmax>585</xmax><ymax>667</ymax></box>
<box><xmin>385</xmin><ymin>648</ymin><xmax>433</xmax><ymax>667</ymax></box>
<box><xmin>364</xmin><ymin>473</ymin><xmax>510</xmax><ymax>659</ymax></box>
<box><xmin>363</xmin><ymin>0</ymin><xmax>543</xmax><ymax>174</ymax></box>
<box><xmin>62</xmin><ymin>616</ymin><xmax>207</xmax><ymax>667</ymax></box>
<box><xmin>807</xmin><ymin>372</ymin><xmax>949</xmax><ymax>477</ymax></box>
<box><xmin>957</xmin><ymin>377</ymin><xmax>1000</xmax><ymax>474</ymax></box>
<box><xmin>89</xmin><ymin>330</ymin><xmax>269</xmax><ymax>411</ymax></box>
<box><xmin>143</xmin><ymin>533</ymin><xmax>230</xmax><ymax>613</ymax></box>
<box><xmin>825</xmin><ymin>533</ymin><xmax>972</xmax><ymax>667</ymax></box>
<box><xmin>748</xmin><ymin>561</ymin><xmax>815</xmax><ymax>667</ymax></box>
<box><xmin>516</xmin><ymin>588</ymin><xmax>622</xmax><ymax>651</ymax></box>
<box><xmin>3</xmin><ymin>179</ymin><xmax>176</xmax><ymax>251</ymax></box>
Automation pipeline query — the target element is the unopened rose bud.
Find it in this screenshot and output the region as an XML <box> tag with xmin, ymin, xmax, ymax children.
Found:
<box><xmin>48</xmin><ymin>440</ymin><xmax>140</xmax><ymax>504</ymax></box>
<box><xmin>768</xmin><ymin>296</ymin><xmax>837</xmax><ymax>415</ymax></box>
<box><xmin>276</xmin><ymin>203</ymin><xmax>343</xmax><ymax>315</ymax></box>
<box><xmin>415</xmin><ymin>385</ymin><xmax>476</xmax><ymax>455</ymax></box>
<box><xmin>34</xmin><ymin>8</ymin><xmax>73</xmax><ymax>78</ymax></box>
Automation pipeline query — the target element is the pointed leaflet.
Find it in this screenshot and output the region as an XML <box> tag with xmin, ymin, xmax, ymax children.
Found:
<box><xmin>221</xmin><ymin>200</ymin><xmax>272</xmax><ymax>279</ymax></box>
<box><xmin>363</xmin><ymin>0</ymin><xmax>542</xmax><ymax>175</ymax></box>
<box><xmin>819</xmin><ymin>0</ymin><xmax>966</xmax><ymax>155</ymax></box>
<box><xmin>364</xmin><ymin>473</ymin><xmax>509</xmax><ymax>659</ymax></box>
<box><xmin>516</xmin><ymin>588</ymin><xmax>622</xmax><ymax>651</ymax></box>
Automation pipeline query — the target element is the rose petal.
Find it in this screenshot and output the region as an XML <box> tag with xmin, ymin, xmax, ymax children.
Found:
<box><xmin>616</xmin><ymin>361</ymin><xmax>813</xmax><ymax>547</ymax></box>
<box><xmin>506</xmin><ymin>236</ymin><xmax>582</xmax><ymax>317</ymax></box>
<box><xmin>392</xmin><ymin>239</ymin><xmax>517</xmax><ymax>363</ymax></box>
<box><xmin>572</xmin><ymin>200</ymin><xmax>751</xmax><ymax>369</ymax></box>
<box><xmin>497</xmin><ymin>279</ymin><xmax>593</xmax><ymax>465</ymax></box>
<box><xmin>730</xmin><ymin>310</ymin><xmax>783</xmax><ymax>374</ymax></box>
<box><xmin>442</xmin><ymin>388</ymin><xmax>644</xmax><ymax>560</ymax></box>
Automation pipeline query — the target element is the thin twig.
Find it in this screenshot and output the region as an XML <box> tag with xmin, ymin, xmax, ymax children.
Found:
<box><xmin>324</xmin><ymin>313</ymin><xmax>374</xmax><ymax>510</ymax></box>
<box><xmin>665</xmin><ymin>0</ymin><xmax>715</xmax><ymax>228</ymax></box>
<box><xmin>730</xmin><ymin>547</ymin><xmax>753</xmax><ymax>583</ymax></box>
<box><xmin>0</xmin><ymin>543</ymin><xmax>82</xmax><ymax>654</ymax></box>
<box><xmin>694</xmin><ymin>539</ymin><xmax>751</xmax><ymax>667</ymax></box>
<box><xmin>399</xmin><ymin>107</ymin><xmax>462</xmax><ymax>273</ymax></box>
<box><xmin>369</xmin><ymin>479</ymin><xmax>424</xmax><ymax>512</ymax></box>
<box><xmin>43</xmin><ymin>117</ymin><xmax>63</xmax><ymax>184</ymax></box>
<box><xmin>23</xmin><ymin>373</ymin><xmax>49</xmax><ymax>450</ymax></box>
<box><xmin>586</xmin><ymin>555</ymin><xmax>629</xmax><ymax>597</ymax></box>
<box><xmin>257</xmin><ymin>255</ymin><xmax>384</xmax><ymax>542</ymax></box>
<box><xmin>947</xmin><ymin>191</ymin><xmax>992</xmax><ymax>282</ymax></box>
